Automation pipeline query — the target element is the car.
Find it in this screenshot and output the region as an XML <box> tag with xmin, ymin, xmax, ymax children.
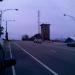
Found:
<box><xmin>34</xmin><ymin>38</ymin><xmax>42</xmax><ymax>43</ymax></box>
<box><xmin>67</xmin><ymin>42</ymin><xmax>75</xmax><ymax>47</ymax></box>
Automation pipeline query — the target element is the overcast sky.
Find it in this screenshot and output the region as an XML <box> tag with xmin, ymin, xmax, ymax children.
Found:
<box><xmin>0</xmin><ymin>0</ymin><xmax>75</xmax><ymax>40</ymax></box>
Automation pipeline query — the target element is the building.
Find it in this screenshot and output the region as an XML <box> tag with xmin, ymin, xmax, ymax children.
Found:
<box><xmin>40</xmin><ymin>23</ymin><xmax>50</xmax><ymax>40</ymax></box>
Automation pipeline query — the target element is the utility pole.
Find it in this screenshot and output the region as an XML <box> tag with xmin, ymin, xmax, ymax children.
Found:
<box><xmin>38</xmin><ymin>10</ymin><xmax>41</xmax><ymax>34</ymax></box>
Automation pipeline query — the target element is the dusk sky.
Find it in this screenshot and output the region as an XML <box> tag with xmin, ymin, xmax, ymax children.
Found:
<box><xmin>0</xmin><ymin>0</ymin><xmax>75</xmax><ymax>40</ymax></box>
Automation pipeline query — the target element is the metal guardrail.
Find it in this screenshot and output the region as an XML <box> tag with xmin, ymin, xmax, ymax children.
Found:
<box><xmin>0</xmin><ymin>43</ymin><xmax>5</xmax><ymax>61</ymax></box>
<box><xmin>0</xmin><ymin>40</ymin><xmax>16</xmax><ymax>75</ymax></box>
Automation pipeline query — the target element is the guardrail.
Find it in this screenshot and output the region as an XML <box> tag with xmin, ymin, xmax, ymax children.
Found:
<box><xmin>0</xmin><ymin>39</ymin><xmax>16</xmax><ymax>74</ymax></box>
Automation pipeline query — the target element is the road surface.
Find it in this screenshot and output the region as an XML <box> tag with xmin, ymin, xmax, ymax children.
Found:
<box><xmin>4</xmin><ymin>41</ymin><xmax>75</xmax><ymax>75</ymax></box>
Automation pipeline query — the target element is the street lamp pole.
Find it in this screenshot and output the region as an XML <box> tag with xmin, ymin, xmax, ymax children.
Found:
<box><xmin>0</xmin><ymin>11</ymin><xmax>3</xmax><ymax>37</ymax></box>
<box><xmin>0</xmin><ymin>11</ymin><xmax>2</xmax><ymax>27</ymax></box>
<box><xmin>4</xmin><ymin>20</ymin><xmax>15</xmax><ymax>41</ymax></box>
<box><xmin>0</xmin><ymin>9</ymin><xmax>18</xmax><ymax>40</ymax></box>
<box><xmin>5</xmin><ymin>21</ymin><xmax>8</xmax><ymax>40</ymax></box>
<box><xmin>64</xmin><ymin>14</ymin><xmax>75</xmax><ymax>21</ymax></box>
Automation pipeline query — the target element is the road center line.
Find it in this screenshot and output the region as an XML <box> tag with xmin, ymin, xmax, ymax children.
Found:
<box><xmin>8</xmin><ymin>42</ymin><xmax>16</xmax><ymax>75</ymax></box>
<box><xmin>14</xmin><ymin>42</ymin><xmax>58</xmax><ymax>75</ymax></box>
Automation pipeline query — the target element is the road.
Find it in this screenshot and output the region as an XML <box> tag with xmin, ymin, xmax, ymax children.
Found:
<box><xmin>4</xmin><ymin>41</ymin><xmax>75</xmax><ymax>75</ymax></box>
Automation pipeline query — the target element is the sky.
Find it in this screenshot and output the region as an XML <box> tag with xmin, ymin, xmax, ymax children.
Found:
<box><xmin>0</xmin><ymin>0</ymin><xmax>75</xmax><ymax>40</ymax></box>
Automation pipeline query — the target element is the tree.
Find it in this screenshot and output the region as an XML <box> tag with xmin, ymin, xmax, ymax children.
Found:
<box><xmin>22</xmin><ymin>35</ymin><xmax>29</xmax><ymax>41</ymax></box>
<box><xmin>34</xmin><ymin>34</ymin><xmax>42</xmax><ymax>39</ymax></box>
<box><xmin>29</xmin><ymin>33</ymin><xmax>42</xmax><ymax>41</ymax></box>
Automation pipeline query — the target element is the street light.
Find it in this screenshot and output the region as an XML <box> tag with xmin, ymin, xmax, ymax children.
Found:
<box><xmin>0</xmin><ymin>9</ymin><xmax>18</xmax><ymax>27</ymax></box>
<box><xmin>3</xmin><ymin>20</ymin><xmax>15</xmax><ymax>41</ymax></box>
<box><xmin>64</xmin><ymin>13</ymin><xmax>75</xmax><ymax>21</ymax></box>
<box><xmin>0</xmin><ymin>9</ymin><xmax>18</xmax><ymax>39</ymax></box>
<box><xmin>3</xmin><ymin>9</ymin><xmax>18</xmax><ymax>12</ymax></box>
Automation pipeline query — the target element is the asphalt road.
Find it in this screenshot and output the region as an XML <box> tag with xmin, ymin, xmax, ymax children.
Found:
<box><xmin>4</xmin><ymin>41</ymin><xmax>75</xmax><ymax>75</ymax></box>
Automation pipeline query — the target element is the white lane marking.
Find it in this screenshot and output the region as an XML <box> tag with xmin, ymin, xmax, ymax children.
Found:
<box><xmin>9</xmin><ymin>42</ymin><xmax>16</xmax><ymax>75</ymax></box>
<box><xmin>14</xmin><ymin>42</ymin><xmax>58</xmax><ymax>75</ymax></box>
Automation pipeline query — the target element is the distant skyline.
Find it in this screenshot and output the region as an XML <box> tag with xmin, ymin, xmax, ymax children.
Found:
<box><xmin>0</xmin><ymin>0</ymin><xmax>75</xmax><ymax>40</ymax></box>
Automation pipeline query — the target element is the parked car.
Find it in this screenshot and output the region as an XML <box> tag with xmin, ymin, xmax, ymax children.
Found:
<box><xmin>67</xmin><ymin>42</ymin><xmax>75</xmax><ymax>47</ymax></box>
